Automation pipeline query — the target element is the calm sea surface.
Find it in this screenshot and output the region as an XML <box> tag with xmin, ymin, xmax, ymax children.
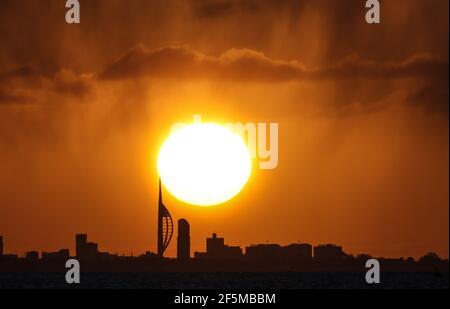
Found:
<box><xmin>0</xmin><ymin>272</ymin><xmax>448</xmax><ymax>289</ymax></box>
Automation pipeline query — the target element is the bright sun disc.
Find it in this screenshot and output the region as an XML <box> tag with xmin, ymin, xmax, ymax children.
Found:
<box><xmin>157</xmin><ymin>123</ymin><xmax>252</xmax><ymax>206</ymax></box>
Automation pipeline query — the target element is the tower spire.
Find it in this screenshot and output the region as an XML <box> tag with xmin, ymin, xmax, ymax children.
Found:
<box><xmin>157</xmin><ymin>178</ymin><xmax>173</xmax><ymax>257</ymax></box>
<box><xmin>159</xmin><ymin>178</ymin><xmax>163</xmax><ymax>205</ymax></box>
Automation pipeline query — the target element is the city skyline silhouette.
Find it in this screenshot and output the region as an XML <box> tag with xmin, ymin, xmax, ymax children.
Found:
<box><xmin>0</xmin><ymin>181</ymin><xmax>448</xmax><ymax>274</ymax></box>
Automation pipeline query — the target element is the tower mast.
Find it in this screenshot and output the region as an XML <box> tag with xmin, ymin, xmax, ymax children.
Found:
<box><xmin>157</xmin><ymin>179</ymin><xmax>173</xmax><ymax>257</ymax></box>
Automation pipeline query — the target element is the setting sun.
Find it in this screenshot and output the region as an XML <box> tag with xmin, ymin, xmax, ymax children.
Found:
<box><xmin>157</xmin><ymin>123</ymin><xmax>252</xmax><ymax>206</ymax></box>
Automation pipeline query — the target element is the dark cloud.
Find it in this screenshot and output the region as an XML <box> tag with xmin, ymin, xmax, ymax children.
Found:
<box><xmin>101</xmin><ymin>45</ymin><xmax>449</xmax><ymax>82</ymax></box>
<box><xmin>100</xmin><ymin>45</ymin><xmax>211</xmax><ymax>80</ymax></box>
<box><xmin>0</xmin><ymin>66</ymin><xmax>93</xmax><ymax>105</ymax></box>
<box><xmin>51</xmin><ymin>70</ymin><xmax>93</xmax><ymax>99</ymax></box>
<box><xmin>0</xmin><ymin>91</ymin><xmax>34</xmax><ymax>105</ymax></box>
<box><xmin>98</xmin><ymin>45</ymin><xmax>448</xmax><ymax>114</ymax></box>
<box><xmin>0</xmin><ymin>66</ymin><xmax>38</xmax><ymax>80</ymax></box>
<box><xmin>407</xmin><ymin>80</ymin><xmax>449</xmax><ymax>114</ymax></box>
<box><xmin>0</xmin><ymin>0</ymin><xmax>448</xmax><ymax>112</ymax></box>
<box><xmin>0</xmin><ymin>67</ymin><xmax>41</xmax><ymax>105</ymax></box>
<box><xmin>0</xmin><ymin>66</ymin><xmax>42</xmax><ymax>87</ymax></box>
<box><xmin>2</xmin><ymin>44</ymin><xmax>448</xmax><ymax>114</ymax></box>
<box><xmin>317</xmin><ymin>54</ymin><xmax>449</xmax><ymax>80</ymax></box>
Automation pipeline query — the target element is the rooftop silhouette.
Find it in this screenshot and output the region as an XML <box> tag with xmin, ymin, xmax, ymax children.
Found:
<box><xmin>0</xmin><ymin>232</ymin><xmax>447</xmax><ymax>273</ymax></box>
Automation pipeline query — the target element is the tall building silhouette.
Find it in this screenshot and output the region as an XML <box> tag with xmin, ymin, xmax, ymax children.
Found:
<box><xmin>157</xmin><ymin>179</ymin><xmax>173</xmax><ymax>257</ymax></box>
<box><xmin>0</xmin><ymin>236</ymin><xmax>3</xmax><ymax>256</ymax></box>
<box><xmin>177</xmin><ymin>219</ymin><xmax>190</xmax><ymax>260</ymax></box>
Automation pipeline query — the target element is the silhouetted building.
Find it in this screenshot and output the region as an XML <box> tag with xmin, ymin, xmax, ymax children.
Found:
<box><xmin>207</xmin><ymin>233</ymin><xmax>225</xmax><ymax>258</ymax></box>
<box><xmin>283</xmin><ymin>244</ymin><xmax>313</xmax><ymax>261</ymax></box>
<box><xmin>26</xmin><ymin>251</ymin><xmax>39</xmax><ymax>261</ymax></box>
<box><xmin>158</xmin><ymin>179</ymin><xmax>173</xmax><ymax>257</ymax></box>
<box><xmin>76</xmin><ymin>233</ymin><xmax>87</xmax><ymax>255</ymax></box>
<box><xmin>314</xmin><ymin>244</ymin><xmax>343</xmax><ymax>262</ymax></box>
<box><xmin>0</xmin><ymin>236</ymin><xmax>3</xmax><ymax>257</ymax></box>
<box><xmin>245</xmin><ymin>244</ymin><xmax>281</xmax><ymax>260</ymax></box>
<box><xmin>224</xmin><ymin>246</ymin><xmax>242</xmax><ymax>259</ymax></box>
<box><xmin>245</xmin><ymin>243</ymin><xmax>312</xmax><ymax>261</ymax></box>
<box><xmin>177</xmin><ymin>219</ymin><xmax>190</xmax><ymax>260</ymax></box>
<box><xmin>76</xmin><ymin>234</ymin><xmax>98</xmax><ymax>259</ymax></box>
<box><xmin>42</xmin><ymin>249</ymin><xmax>70</xmax><ymax>261</ymax></box>
<box><xmin>193</xmin><ymin>252</ymin><xmax>207</xmax><ymax>259</ymax></box>
<box><xmin>2</xmin><ymin>254</ymin><xmax>18</xmax><ymax>260</ymax></box>
<box><xmin>195</xmin><ymin>233</ymin><xmax>242</xmax><ymax>260</ymax></box>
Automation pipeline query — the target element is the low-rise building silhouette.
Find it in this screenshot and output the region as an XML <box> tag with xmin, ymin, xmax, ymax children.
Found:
<box><xmin>177</xmin><ymin>219</ymin><xmax>190</xmax><ymax>260</ymax></box>
<box><xmin>314</xmin><ymin>244</ymin><xmax>343</xmax><ymax>262</ymax></box>
<box><xmin>0</xmin><ymin>236</ymin><xmax>3</xmax><ymax>257</ymax></box>
<box><xmin>284</xmin><ymin>244</ymin><xmax>313</xmax><ymax>261</ymax></box>
<box><xmin>42</xmin><ymin>249</ymin><xmax>70</xmax><ymax>261</ymax></box>
<box><xmin>2</xmin><ymin>254</ymin><xmax>18</xmax><ymax>260</ymax></box>
<box><xmin>76</xmin><ymin>234</ymin><xmax>98</xmax><ymax>259</ymax></box>
<box><xmin>245</xmin><ymin>244</ymin><xmax>281</xmax><ymax>260</ymax></box>
<box><xmin>195</xmin><ymin>233</ymin><xmax>242</xmax><ymax>260</ymax></box>
<box><xmin>245</xmin><ymin>243</ymin><xmax>312</xmax><ymax>261</ymax></box>
<box><xmin>25</xmin><ymin>251</ymin><xmax>39</xmax><ymax>261</ymax></box>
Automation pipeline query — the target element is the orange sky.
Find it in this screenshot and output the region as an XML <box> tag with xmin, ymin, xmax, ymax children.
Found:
<box><xmin>0</xmin><ymin>0</ymin><xmax>448</xmax><ymax>259</ymax></box>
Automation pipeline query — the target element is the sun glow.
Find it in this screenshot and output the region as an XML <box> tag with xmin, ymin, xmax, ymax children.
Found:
<box><xmin>157</xmin><ymin>123</ymin><xmax>252</xmax><ymax>206</ymax></box>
